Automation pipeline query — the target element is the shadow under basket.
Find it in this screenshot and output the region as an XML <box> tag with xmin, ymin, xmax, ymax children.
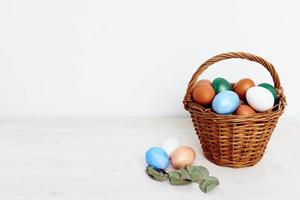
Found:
<box><xmin>183</xmin><ymin>52</ymin><xmax>287</xmax><ymax>168</ymax></box>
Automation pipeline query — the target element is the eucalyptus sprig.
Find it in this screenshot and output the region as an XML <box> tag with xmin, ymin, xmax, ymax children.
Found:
<box><xmin>145</xmin><ymin>165</ymin><xmax>219</xmax><ymax>193</ymax></box>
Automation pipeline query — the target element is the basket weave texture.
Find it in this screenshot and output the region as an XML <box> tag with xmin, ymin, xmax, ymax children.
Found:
<box><xmin>183</xmin><ymin>52</ymin><xmax>287</xmax><ymax>168</ymax></box>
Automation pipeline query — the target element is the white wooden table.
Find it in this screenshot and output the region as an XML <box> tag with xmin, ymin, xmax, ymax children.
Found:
<box><xmin>0</xmin><ymin>117</ymin><xmax>299</xmax><ymax>200</ymax></box>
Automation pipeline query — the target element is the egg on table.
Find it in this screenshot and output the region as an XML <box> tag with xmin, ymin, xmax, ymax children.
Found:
<box><xmin>212</xmin><ymin>91</ymin><xmax>240</xmax><ymax>115</ymax></box>
<box><xmin>192</xmin><ymin>83</ymin><xmax>215</xmax><ymax>106</ymax></box>
<box><xmin>233</xmin><ymin>78</ymin><xmax>255</xmax><ymax>100</ymax></box>
<box><xmin>212</xmin><ymin>77</ymin><xmax>232</xmax><ymax>94</ymax></box>
<box><xmin>235</xmin><ymin>104</ymin><xmax>256</xmax><ymax>115</ymax></box>
<box><xmin>162</xmin><ymin>137</ymin><xmax>180</xmax><ymax>156</ymax></box>
<box><xmin>171</xmin><ymin>146</ymin><xmax>196</xmax><ymax>169</ymax></box>
<box><xmin>246</xmin><ymin>86</ymin><xmax>274</xmax><ymax>112</ymax></box>
<box><xmin>145</xmin><ymin>147</ymin><xmax>169</xmax><ymax>169</ymax></box>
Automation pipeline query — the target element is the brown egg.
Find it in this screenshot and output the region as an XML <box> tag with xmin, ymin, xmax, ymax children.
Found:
<box><xmin>235</xmin><ymin>104</ymin><xmax>256</xmax><ymax>116</ymax></box>
<box><xmin>195</xmin><ymin>79</ymin><xmax>211</xmax><ymax>86</ymax></box>
<box><xmin>171</xmin><ymin>146</ymin><xmax>196</xmax><ymax>169</ymax></box>
<box><xmin>233</xmin><ymin>78</ymin><xmax>255</xmax><ymax>100</ymax></box>
<box><xmin>192</xmin><ymin>84</ymin><xmax>215</xmax><ymax>106</ymax></box>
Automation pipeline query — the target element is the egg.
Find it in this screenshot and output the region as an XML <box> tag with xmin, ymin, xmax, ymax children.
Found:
<box><xmin>246</xmin><ymin>86</ymin><xmax>274</xmax><ymax>112</ymax></box>
<box><xmin>212</xmin><ymin>91</ymin><xmax>240</xmax><ymax>115</ymax></box>
<box><xmin>145</xmin><ymin>147</ymin><xmax>169</xmax><ymax>169</ymax></box>
<box><xmin>195</xmin><ymin>79</ymin><xmax>211</xmax><ymax>86</ymax></box>
<box><xmin>171</xmin><ymin>146</ymin><xmax>196</xmax><ymax>169</ymax></box>
<box><xmin>233</xmin><ymin>78</ymin><xmax>255</xmax><ymax>100</ymax></box>
<box><xmin>212</xmin><ymin>77</ymin><xmax>232</xmax><ymax>94</ymax></box>
<box><xmin>258</xmin><ymin>83</ymin><xmax>278</xmax><ymax>100</ymax></box>
<box><xmin>235</xmin><ymin>104</ymin><xmax>256</xmax><ymax>115</ymax></box>
<box><xmin>162</xmin><ymin>137</ymin><xmax>180</xmax><ymax>156</ymax></box>
<box><xmin>192</xmin><ymin>84</ymin><xmax>215</xmax><ymax>106</ymax></box>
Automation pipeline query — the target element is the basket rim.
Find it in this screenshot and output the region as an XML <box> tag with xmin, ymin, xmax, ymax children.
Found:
<box><xmin>185</xmin><ymin>96</ymin><xmax>286</xmax><ymax>121</ymax></box>
<box><xmin>183</xmin><ymin>52</ymin><xmax>287</xmax><ymax>110</ymax></box>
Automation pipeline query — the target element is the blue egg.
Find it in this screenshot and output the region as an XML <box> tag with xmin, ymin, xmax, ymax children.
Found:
<box><xmin>212</xmin><ymin>91</ymin><xmax>240</xmax><ymax>115</ymax></box>
<box><xmin>145</xmin><ymin>147</ymin><xmax>169</xmax><ymax>169</ymax></box>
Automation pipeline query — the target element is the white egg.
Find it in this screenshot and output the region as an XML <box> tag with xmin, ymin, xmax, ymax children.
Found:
<box><xmin>162</xmin><ymin>137</ymin><xmax>180</xmax><ymax>156</ymax></box>
<box><xmin>246</xmin><ymin>86</ymin><xmax>274</xmax><ymax>112</ymax></box>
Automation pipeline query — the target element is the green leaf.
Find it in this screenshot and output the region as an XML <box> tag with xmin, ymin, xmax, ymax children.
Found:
<box><xmin>145</xmin><ymin>165</ymin><xmax>220</xmax><ymax>193</ymax></box>
<box><xmin>178</xmin><ymin>167</ymin><xmax>191</xmax><ymax>180</ymax></box>
<box><xmin>168</xmin><ymin>171</ymin><xmax>192</xmax><ymax>185</ymax></box>
<box><xmin>145</xmin><ymin>166</ymin><xmax>169</xmax><ymax>182</ymax></box>
<box><xmin>204</xmin><ymin>184</ymin><xmax>218</xmax><ymax>193</ymax></box>
<box><xmin>168</xmin><ymin>171</ymin><xmax>181</xmax><ymax>179</ymax></box>
<box><xmin>199</xmin><ymin>176</ymin><xmax>220</xmax><ymax>193</ymax></box>
<box><xmin>187</xmin><ymin>165</ymin><xmax>209</xmax><ymax>182</ymax></box>
<box><xmin>204</xmin><ymin>176</ymin><xmax>219</xmax><ymax>185</ymax></box>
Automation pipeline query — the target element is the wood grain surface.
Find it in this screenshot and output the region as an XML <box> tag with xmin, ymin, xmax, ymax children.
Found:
<box><xmin>0</xmin><ymin>118</ymin><xmax>298</xmax><ymax>200</ymax></box>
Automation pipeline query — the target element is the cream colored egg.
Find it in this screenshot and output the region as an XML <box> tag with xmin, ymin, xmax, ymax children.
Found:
<box><xmin>162</xmin><ymin>137</ymin><xmax>180</xmax><ymax>156</ymax></box>
<box><xmin>246</xmin><ymin>86</ymin><xmax>274</xmax><ymax>112</ymax></box>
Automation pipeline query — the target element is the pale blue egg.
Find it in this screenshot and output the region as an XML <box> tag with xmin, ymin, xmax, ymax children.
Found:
<box><xmin>145</xmin><ymin>147</ymin><xmax>169</xmax><ymax>169</ymax></box>
<box><xmin>212</xmin><ymin>91</ymin><xmax>240</xmax><ymax>115</ymax></box>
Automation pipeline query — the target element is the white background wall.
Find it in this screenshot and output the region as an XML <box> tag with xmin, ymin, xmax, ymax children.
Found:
<box><xmin>0</xmin><ymin>0</ymin><xmax>299</xmax><ymax>119</ymax></box>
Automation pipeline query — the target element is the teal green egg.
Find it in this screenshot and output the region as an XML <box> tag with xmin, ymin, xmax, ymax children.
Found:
<box><xmin>212</xmin><ymin>78</ymin><xmax>232</xmax><ymax>94</ymax></box>
<box><xmin>258</xmin><ymin>83</ymin><xmax>278</xmax><ymax>100</ymax></box>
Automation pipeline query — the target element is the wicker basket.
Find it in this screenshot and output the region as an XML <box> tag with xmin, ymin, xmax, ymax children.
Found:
<box><xmin>183</xmin><ymin>52</ymin><xmax>287</xmax><ymax>168</ymax></box>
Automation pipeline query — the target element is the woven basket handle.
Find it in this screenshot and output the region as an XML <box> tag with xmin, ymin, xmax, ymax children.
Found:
<box><xmin>183</xmin><ymin>52</ymin><xmax>282</xmax><ymax>108</ymax></box>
